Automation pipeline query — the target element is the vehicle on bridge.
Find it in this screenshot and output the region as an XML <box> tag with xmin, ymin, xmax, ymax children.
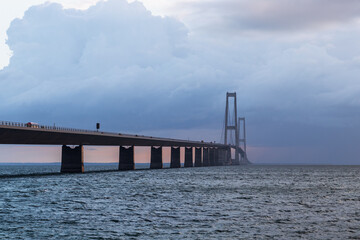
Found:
<box><xmin>26</xmin><ymin>122</ymin><xmax>39</xmax><ymax>128</ymax></box>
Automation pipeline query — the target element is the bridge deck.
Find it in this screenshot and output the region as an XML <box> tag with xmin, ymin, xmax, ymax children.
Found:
<box><xmin>0</xmin><ymin>125</ymin><xmax>229</xmax><ymax>149</ymax></box>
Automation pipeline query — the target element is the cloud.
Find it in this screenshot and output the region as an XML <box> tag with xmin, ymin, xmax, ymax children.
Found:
<box><xmin>1</xmin><ymin>0</ymin><xmax>205</xmax><ymax>129</ymax></box>
<box><xmin>174</xmin><ymin>0</ymin><xmax>360</xmax><ymax>34</ymax></box>
<box><xmin>1</xmin><ymin>0</ymin><xmax>360</xmax><ymax>163</ymax></box>
<box><xmin>0</xmin><ymin>0</ymin><xmax>250</xmax><ymax>132</ymax></box>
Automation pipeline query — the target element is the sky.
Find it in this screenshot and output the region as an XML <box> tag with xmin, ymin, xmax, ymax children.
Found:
<box><xmin>1</xmin><ymin>0</ymin><xmax>360</xmax><ymax>164</ymax></box>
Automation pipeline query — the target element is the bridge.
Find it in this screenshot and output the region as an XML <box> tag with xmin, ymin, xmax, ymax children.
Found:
<box><xmin>0</xmin><ymin>92</ymin><xmax>248</xmax><ymax>173</ymax></box>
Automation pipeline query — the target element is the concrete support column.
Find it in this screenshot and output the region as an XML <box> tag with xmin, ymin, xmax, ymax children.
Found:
<box><xmin>217</xmin><ymin>149</ymin><xmax>222</xmax><ymax>165</ymax></box>
<box><xmin>119</xmin><ymin>146</ymin><xmax>135</xmax><ymax>171</ymax></box>
<box><xmin>221</xmin><ymin>149</ymin><xmax>227</xmax><ymax>166</ymax></box>
<box><xmin>194</xmin><ymin>147</ymin><xmax>202</xmax><ymax>167</ymax></box>
<box><xmin>219</xmin><ymin>149</ymin><xmax>226</xmax><ymax>166</ymax></box>
<box><xmin>203</xmin><ymin>147</ymin><xmax>209</xmax><ymax>166</ymax></box>
<box><xmin>61</xmin><ymin>145</ymin><xmax>84</xmax><ymax>173</ymax></box>
<box><xmin>170</xmin><ymin>147</ymin><xmax>181</xmax><ymax>168</ymax></box>
<box><xmin>214</xmin><ymin>148</ymin><xmax>220</xmax><ymax>166</ymax></box>
<box><xmin>226</xmin><ymin>148</ymin><xmax>231</xmax><ymax>165</ymax></box>
<box><xmin>209</xmin><ymin>148</ymin><xmax>215</xmax><ymax>166</ymax></box>
<box><xmin>184</xmin><ymin>147</ymin><xmax>193</xmax><ymax>167</ymax></box>
<box><xmin>150</xmin><ymin>146</ymin><xmax>162</xmax><ymax>169</ymax></box>
<box><xmin>232</xmin><ymin>150</ymin><xmax>240</xmax><ymax>165</ymax></box>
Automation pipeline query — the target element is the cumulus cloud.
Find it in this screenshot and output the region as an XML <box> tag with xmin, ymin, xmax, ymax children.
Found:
<box><xmin>1</xmin><ymin>0</ymin><xmax>360</xmax><ymax>163</ymax></box>
<box><xmin>1</xmin><ymin>0</ymin><xmax>204</xmax><ymax>128</ymax></box>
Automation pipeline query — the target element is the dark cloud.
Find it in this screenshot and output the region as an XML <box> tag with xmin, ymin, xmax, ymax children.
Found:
<box><xmin>1</xmin><ymin>0</ymin><xmax>360</xmax><ymax>163</ymax></box>
<box><xmin>180</xmin><ymin>0</ymin><xmax>360</xmax><ymax>32</ymax></box>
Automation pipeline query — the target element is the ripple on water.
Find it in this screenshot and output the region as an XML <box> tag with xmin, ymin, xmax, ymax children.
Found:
<box><xmin>1</xmin><ymin>165</ymin><xmax>360</xmax><ymax>239</ymax></box>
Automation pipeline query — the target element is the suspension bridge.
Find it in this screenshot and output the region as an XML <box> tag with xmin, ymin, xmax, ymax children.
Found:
<box><xmin>0</xmin><ymin>92</ymin><xmax>249</xmax><ymax>173</ymax></box>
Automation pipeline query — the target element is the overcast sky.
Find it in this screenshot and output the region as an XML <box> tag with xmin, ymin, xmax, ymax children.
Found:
<box><xmin>1</xmin><ymin>0</ymin><xmax>360</xmax><ymax>164</ymax></box>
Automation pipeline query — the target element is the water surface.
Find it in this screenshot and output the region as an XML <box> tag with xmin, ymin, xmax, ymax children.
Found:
<box><xmin>1</xmin><ymin>165</ymin><xmax>360</xmax><ymax>239</ymax></box>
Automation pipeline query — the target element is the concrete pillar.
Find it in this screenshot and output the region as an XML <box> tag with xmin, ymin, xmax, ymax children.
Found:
<box><xmin>184</xmin><ymin>147</ymin><xmax>193</xmax><ymax>167</ymax></box>
<box><xmin>119</xmin><ymin>146</ymin><xmax>135</xmax><ymax>171</ymax></box>
<box><xmin>218</xmin><ymin>149</ymin><xmax>225</xmax><ymax>166</ymax></box>
<box><xmin>226</xmin><ymin>148</ymin><xmax>231</xmax><ymax>165</ymax></box>
<box><xmin>150</xmin><ymin>146</ymin><xmax>162</xmax><ymax>169</ymax></box>
<box><xmin>170</xmin><ymin>147</ymin><xmax>181</xmax><ymax>168</ymax></box>
<box><xmin>209</xmin><ymin>148</ymin><xmax>215</xmax><ymax>166</ymax></box>
<box><xmin>214</xmin><ymin>148</ymin><xmax>219</xmax><ymax>166</ymax></box>
<box><xmin>61</xmin><ymin>145</ymin><xmax>84</xmax><ymax>173</ymax></box>
<box><xmin>203</xmin><ymin>147</ymin><xmax>209</xmax><ymax>166</ymax></box>
<box><xmin>194</xmin><ymin>147</ymin><xmax>202</xmax><ymax>167</ymax></box>
<box><xmin>217</xmin><ymin>149</ymin><xmax>222</xmax><ymax>165</ymax></box>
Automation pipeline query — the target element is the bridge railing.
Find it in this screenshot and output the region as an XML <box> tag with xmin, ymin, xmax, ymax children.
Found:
<box><xmin>0</xmin><ymin>120</ymin><xmax>168</xmax><ymax>138</ymax></box>
<box><xmin>0</xmin><ymin>121</ymin><xmax>27</xmax><ymax>128</ymax></box>
<box><xmin>0</xmin><ymin>120</ymin><xmax>98</xmax><ymax>134</ymax></box>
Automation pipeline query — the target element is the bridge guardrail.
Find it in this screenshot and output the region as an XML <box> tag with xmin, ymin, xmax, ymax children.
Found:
<box><xmin>0</xmin><ymin>121</ymin><xmax>170</xmax><ymax>139</ymax></box>
<box><xmin>0</xmin><ymin>120</ymin><xmax>98</xmax><ymax>134</ymax></box>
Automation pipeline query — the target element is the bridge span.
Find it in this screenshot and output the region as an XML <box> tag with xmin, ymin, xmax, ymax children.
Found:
<box><xmin>0</xmin><ymin>92</ymin><xmax>249</xmax><ymax>173</ymax></box>
<box><xmin>0</xmin><ymin>121</ymin><xmax>236</xmax><ymax>173</ymax></box>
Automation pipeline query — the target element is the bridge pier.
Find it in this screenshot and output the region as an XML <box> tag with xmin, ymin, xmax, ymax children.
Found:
<box><xmin>203</xmin><ymin>147</ymin><xmax>209</xmax><ymax>166</ymax></box>
<box><xmin>119</xmin><ymin>146</ymin><xmax>135</xmax><ymax>171</ymax></box>
<box><xmin>219</xmin><ymin>149</ymin><xmax>227</xmax><ymax>166</ymax></box>
<box><xmin>217</xmin><ymin>149</ymin><xmax>222</xmax><ymax>165</ymax></box>
<box><xmin>184</xmin><ymin>147</ymin><xmax>193</xmax><ymax>167</ymax></box>
<box><xmin>170</xmin><ymin>147</ymin><xmax>181</xmax><ymax>168</ymax></box>
<box><xmin>227</xmin><ymin>148</ymin><xmax>232</xmax><ymax>165</ymax></box>
<box><xmin>61</xmin><ymin>145</ymin><xmax>84</xmax><ymax>173</ymax></box>
<box><xmin>214</xmin><ymin>148</ymin><xmax>219</xmax><ymax>166</ymax></box>
<box><xmin>150</xmin><ymin>146</ymin><xmax>163</xmax><ymax>169</ymax></box>
<box><xmin>194</xmin><ymin>147</ymin><xmax>202</xmax><ymax>167</ymax></box>
<box><xmin>209</xmin><ymin>148</ymin><xmax>215</xmax><ymax>166</ymax></box>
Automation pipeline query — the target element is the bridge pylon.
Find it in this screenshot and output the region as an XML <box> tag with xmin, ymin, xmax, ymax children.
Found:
<box><xmin>224</xmin><ymin>92</ymin><xmax>240</xmax><ymax>165</ymax></box>
<box><xmin>238</xmin><ymin>117</ymin><xmax>250</xmax><ymax>164</ymax></box>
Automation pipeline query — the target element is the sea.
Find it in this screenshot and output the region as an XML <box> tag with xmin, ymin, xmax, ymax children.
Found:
<box><xmin>1</xmin><ymin>164</ymin><xmax>360</xmax><ymax>239</ymax></box>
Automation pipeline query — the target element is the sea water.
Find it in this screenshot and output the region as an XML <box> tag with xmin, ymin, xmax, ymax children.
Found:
<box><xmin>1</xmin><ymin>165</ymin><xmax>360</xmax><ymax>239</ymax></box>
